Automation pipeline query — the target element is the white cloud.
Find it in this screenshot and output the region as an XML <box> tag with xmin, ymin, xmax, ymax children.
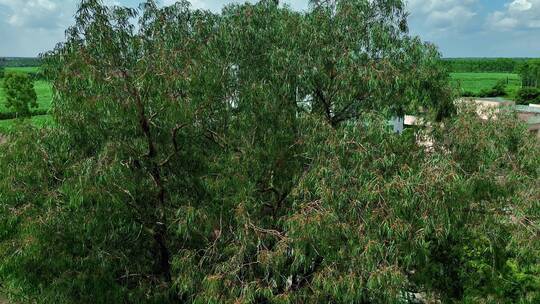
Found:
<box><xmin>0</xmin><ymin>0</ymin><xmax>539</xmax><ymax>57</ymax></box>
<box><xmin>407</xmin><ymin>0</ymin><xmax>479</xmax><ymax>31</ymax></box>
<box><xmin>0</xmin><ymin>0</ymin><xmax>75</xmax><ymax>29</ymax></box>
<box><xmin>163</xmin><ymin>0</ymin><xmax>207</xmax><ymax>9</ymax></box>
<box><xmin>488</xmin><ymin>0</ymin><xmax>540</xmax><ymax>30</ymax></box>
<box><xmin>509</xmin><ymin>0</ymin><xmax>533</xmax><ymax>12</ymax></box>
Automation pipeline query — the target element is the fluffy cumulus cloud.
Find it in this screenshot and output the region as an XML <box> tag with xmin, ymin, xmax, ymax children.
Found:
<box><xmin>0</xmin><ymin>0</ymin><xmax>75</xmax><ymax>29</ymax></box>
<box><xmin>163</xmin><ymin>0</ymin><xmax>207</xmax><ymax>9</ymax></box>
<box><xmin>407</xmin><ymin>0</ymin><xmax>479</xmax><ymax>32</ymax></box>
<box><xmin>0</xmin><ymin>0</ymin><xmax>125</xmax><ymax>56</ymax></box>
<box><xmin>161</xmin><ymin>0</ymin><xmax>307</xmax><ymax>11</ymax></box>
<box><xmin>488</xmin><ymin>0</ymin><xmax>540</xmax><ymax>30</ymax></box>
<box><xmin>0</xmin><ymin>0</ymin><xmax>539</xmax><ymax>57</ymax></box>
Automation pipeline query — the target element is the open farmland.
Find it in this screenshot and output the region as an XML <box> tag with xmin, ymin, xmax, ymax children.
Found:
<box><xmin>451</xmin><ymin>72</ymin><xmax>521</xmax><ymax>96</ymax></box>
<box><xmin>5</xmin><ymin>66</ymin><xmax>41</xmax><ymax>74</ymax></box>
<box><xmin>0</xmin><ymin>114</ymin><xmax>54</xmax><ymax>134</ymax></box>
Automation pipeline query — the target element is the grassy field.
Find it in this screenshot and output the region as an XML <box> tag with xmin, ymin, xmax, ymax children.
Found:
<box><xmin>451</xmin><ymin>72</ymin><xmax>521</xmax><ymax>96</ymax></box>
<box><xmin>0</xmin><ymin>114</ymin><xmax>54</xmax><ymax>134</ymax></box>
<box><xmin>0</xmin><ymin>66</ymin><xmax>54</xmax><ymax>134</ymax></box>
<box><xmin>5</xmin><ymin>66</ymin><xmax>41</xmax><ymax>73</ymax></box>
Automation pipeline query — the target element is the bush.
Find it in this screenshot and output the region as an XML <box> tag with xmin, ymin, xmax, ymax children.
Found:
<box><xmin>477</xmin><ymin>79</ymin><xmax>507</xmax><ymax>97</ymax></box>
<box><xmin>516</xmin><ymin>87</ymin><xmax>540</xmax><ymax>105</ymax></box>
<box><xmin>460</xmin><ymin>90</ymin><xmax>476</xmax><ymax>97</ymax></box>
<box><xmin>27</xmin><ymin>71</ymin><xmax>46</xmax><ymax>81</ymax></box>
<box><xmin>0</xmin><ymin>109</ymin><xmax>48</xmax><ymax>120</ymax></box>
<box><xmin>2</xmin><ymin>72</ymin><xmax>38</xmax><ymax>116</ymax></box>
<box><xmin>0</xmin><ymin>66</ymin><xmax>4</xmax><ymax>78</ymax></box>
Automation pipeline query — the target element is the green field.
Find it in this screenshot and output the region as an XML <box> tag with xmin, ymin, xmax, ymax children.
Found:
<box><xmin>0</xmin><ymin>114</ymin><xmax>54</xmax><ymax>134</ymax></box>
<box><xmin>5</xmin><ymin>66</ymin><xmax>41</xmax><ymax>73</ymax></box>
<box><xmin>451</xmin><ymin>72</ymin><xmax>521</xmax><ymax>96</ymax></box>
<box><xmin>0</xmin><ymin>66</ymin><xmax>54</xmax><ymax>134</ymax></box>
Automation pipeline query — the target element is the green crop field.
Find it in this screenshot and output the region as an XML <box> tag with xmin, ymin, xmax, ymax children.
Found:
<box><xmin>0</xmin><ymin>114</ymin><xmax>54</xmax><ymax>134</ymax></box>
<box><xmin>451</xmin><ymin>72</ymin><xmax>521</xmax><ymax>96</ymax></box>
<box><xmin>5</xmin><ymin>66</ymin><xmax>41</xmax><ymax>74</ymax></box>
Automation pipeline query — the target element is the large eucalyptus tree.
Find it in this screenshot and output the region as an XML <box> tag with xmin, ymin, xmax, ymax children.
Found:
<box><xmin>0</xmin><ymin>0</ymin><xmax>537</xmax><ymax>303</ymax></box>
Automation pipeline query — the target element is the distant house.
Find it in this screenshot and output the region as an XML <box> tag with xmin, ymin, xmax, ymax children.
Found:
<box><xmin>470</xmin><ymin>98</ymin><xmax>540</xmax><ymax>138</ymax></box>
<box><xmin>472</xmin><ymin>98</ymin><xmax>514</xmax><ymax>120</ymax></box>
<box><xmin>527</xmin><ymin>116</ymin><xmax>540</xmax><ymax>139</ymax></box>
<box><xmin>515</xmin><ymin>104</ymin><xmax>540</xmax><ymax>121</ymax></box>
<box><xmin>396</xmin><ymin>98</ymin><xmax>540</xmax><ymax>139</ymax></box>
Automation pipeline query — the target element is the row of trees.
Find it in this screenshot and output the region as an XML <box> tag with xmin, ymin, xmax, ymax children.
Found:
<box><xmin>0</xmin><ymin>0</ymin><xmax>538</xmax><ymax>303</ymax></box>
<box><xmin>442</xmin><ymin>58</ymin><xmax>527</xmax><ymax>73</ymax></box>
<box><xmin>518</xmin><ymin>59</ymin><xmax>540</xmax><ymax>88</ymax></box>
<box><xmin>0</xmin><ymin>57</ymin><xmax>41</xmax><ymax>68</ymax></box>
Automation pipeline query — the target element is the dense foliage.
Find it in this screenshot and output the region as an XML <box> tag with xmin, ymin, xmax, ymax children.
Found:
<box><xmin>2</xmin><ymin>72</ymin><xmax>38</xmax><ymax>116</ymax></box>
<box><xmin>0</xmin><ymin>57</ymin><xmax>42</xmax><ymax>68</ymax></box>
<box><xmin>518</xmin><ymin>59</ymin><xmax>540</xmax><ymax>88</ymax></box>
<box><xmin>442</xmin><ymin>58</ymin><xmax>527</xmax><ymax>73</ymax></box>
<box><xmin>461</xmin><ymin>79</ymin><xmax>508</xmax><ymax>98</ymax></box>
<box><xmin>0</xmin><ymin>1</ymin><xmax>538</xmax><ymax>303</ymax></box>
<box><xmin>516</xmin><ymin>87</ymin><xmax>540</xmax><ymax>105</ymax></box>
<box><xmin>0</xmin><ymin>58</ymin><xmax>5</xmax><ymax>76</ymax></box>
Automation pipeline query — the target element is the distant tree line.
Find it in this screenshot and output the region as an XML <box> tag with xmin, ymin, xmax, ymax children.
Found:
<box><xmin>0</xmin><ymin>57</ymin><xmax>42</xmax><ymax>67</ymax></box>
<box><xmin>515</xmin><ymin>59</ymin><xmax>540</xmax><ymax>104</ymax></box>
<box><xmin>0</xmin><ymin>58</ymin><xmax>5</xmax><ymax>78</ymax></box>
<box><xmin>442</xmin><ymin>58</ymin><xmax>529</xmax><ymax>73</ymax></box>
<box><xmin>518</xmin><ymin>59</ymin><xmax>540</xmax><ymax>87</ymax></box>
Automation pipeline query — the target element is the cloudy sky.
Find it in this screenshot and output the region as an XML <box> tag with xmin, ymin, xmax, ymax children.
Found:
<box><xmin>0</xmin><ymin>0</ymin><xmax>539</xmax><ymax>57</ymax></box>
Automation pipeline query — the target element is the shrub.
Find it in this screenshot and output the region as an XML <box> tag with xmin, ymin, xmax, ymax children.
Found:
<box><xmin>516</xmin><ymin>87</ymin><xmax>540</xmax><ymax>105</ymax></box>
<box><xmin>2</xmin><ymin>72</ymin><xmax>38</xmax><ymax>116</ymax></box>
<box><xmin>477</xmin><ymin>79</ymin><xmax>507</xmax><ymax>98</ymax></box>
<box><xmin>27</xmin><ymin>71</ymin><xmax>46</xmax><ymax>81</ymax></box>
<box><xmin>461</xmin><ymin>90</ymin><xmax>476</xmax><ymax>97</ymax></box>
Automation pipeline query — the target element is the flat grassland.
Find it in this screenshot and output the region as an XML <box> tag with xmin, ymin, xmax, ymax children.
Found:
<box><xmin>451</xmin><ymin>72</ymin><xmax>521</xmax><ymax>95</ymax></box>
<box><xmin>0</xmin><ymin>114</ymin><xmax>53</xmax><ymax>134</ymax></box>
<box><xmin>5</xmin><ymin>66</ymin><xmax>41</xmax><ymax>73</ymax></box>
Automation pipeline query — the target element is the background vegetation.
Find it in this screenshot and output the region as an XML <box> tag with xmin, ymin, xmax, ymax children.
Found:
<box><xmin>451</xmin><ymin>72</ymin><xmax>520</xmax><ymax>97</ymax></box>
<box><xmin>0</xmin><ymin>67</ymin><xmax>53</xmax><ymax>127</ymax></box>
<box><xmin>442</xmin><ymin>58</ymin><xmax>528</xmax><ymax>73</ymax></box>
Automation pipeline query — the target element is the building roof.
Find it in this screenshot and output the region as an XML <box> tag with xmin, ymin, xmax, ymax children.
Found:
<box><xmin>527</xmin><ymin>116</ymin><xmax>540</xmax><ymax>125</ymax></box>
<box><xmin>516</xmin><ymin>105</ymin><xmax>540</xmax><ymax>114</ymax></box>
<box><xmin>476</xmin><ymin>97</ymin><xmax>514</xmax><ymax>103</ymax></box>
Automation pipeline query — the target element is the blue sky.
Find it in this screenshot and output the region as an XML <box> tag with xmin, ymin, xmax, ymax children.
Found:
<box><xmin>0</xmin><ymin>0</ymin><xmax>539</xmax><ymax>57</ymax></box>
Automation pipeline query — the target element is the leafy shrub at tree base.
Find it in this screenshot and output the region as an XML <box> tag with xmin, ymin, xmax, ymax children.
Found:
<box><xmin>2</xmin><ymin>72</ymin><xmax>38</xmax><ymax>117</ymax></box>
<box><xmin>516</xmin><ymin>87</ymin><xmax>540</xmax><ymax>105</ymax></box>
<box><xmin>477</xmin><ymin>79</ymin><xmax>507</xmax><ymax>98</ymax></box>
<box><xmin>0</xmin><ymin>109</ymin><xmax>48</xmax><ymax>120</ymax></box>
<box><xmin>461</xmin><ymin>90</ymin><xmax>476</xmax><ymax>97</ymax></box>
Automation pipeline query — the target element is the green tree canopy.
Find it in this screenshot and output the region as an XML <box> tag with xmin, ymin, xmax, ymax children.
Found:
<box><xmin>2</xmin><ymin>72</ymin><xmax>38</xmax><ymax>116</ymax></box>
<box><xmin>0</xmin><ymin>0</ymin><xmax>538</xmax><ymax>303</ymax></box>
<box><xmin>518</xmin><ymin>59</ymin><xmax>540</xmax><ymax>88</ymax></box>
